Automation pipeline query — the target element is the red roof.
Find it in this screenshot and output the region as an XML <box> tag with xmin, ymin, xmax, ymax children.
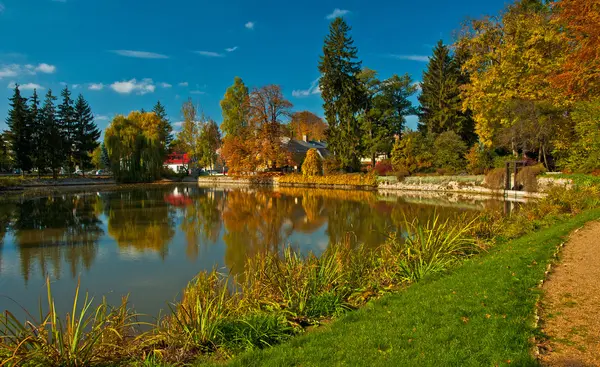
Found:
<box><xmin>164</xmin><ymin>153</ymin><xmax>190</xmax><ymax>165</ymax></box>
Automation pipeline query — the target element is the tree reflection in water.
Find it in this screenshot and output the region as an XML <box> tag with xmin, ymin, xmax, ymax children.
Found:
<box><xmin>105</xmin><ymin>189</ymin><xmax>175</xmax><ymax>259</ymax></box>
<box><xmin>11</xmin><ymin>193</ymin><xmax>104</xmax><ymax>283</ymax></box>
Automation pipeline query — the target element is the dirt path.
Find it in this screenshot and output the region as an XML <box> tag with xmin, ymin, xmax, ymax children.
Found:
<box><xmin>539</xmin><ymin>221</ymin><xmax>600</xmax><ymax>367</ymax></box>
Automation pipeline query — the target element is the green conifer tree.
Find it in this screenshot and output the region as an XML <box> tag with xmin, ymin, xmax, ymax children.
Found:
<box><xmin>74</xmin><ymin>94</ymin><xmax>100</xmax><ymax>173</ymax></box>
<box><xmin>57</xmin><ymin>87</ymin><xmax>77</xmax><ymax>173</ymax></box>
<box><xmin>220</xmin><ymin>77</ymin><xmax>249</xmax><ymax>137</ymax></box>
<box><xmin>5</xmin><ymin>85</ymin><xmax>32</xmax><ymax>172</ymax></box>
<box><xmin>318</xmin><ymin>17</ymin><xmax>365</xmax><ymax>171</ymax></box>
<box><xmin>152</xmin><ymin>100</ymin><xmax>173</xmax><ymax>149</ymax></box>
<box><xmin>40</xmin><ymin>90</ymin><xmax>65</xmax><ymax>178</ymax></box>
<box><xmin>29</xmin><ymin>89</ymin><xmax>45</xmax><ymax>176</ymax></box>
<box><xmin>418</xmin><ymin>40</ymin><xmax>476</xmax><ymax>144</ymax></box>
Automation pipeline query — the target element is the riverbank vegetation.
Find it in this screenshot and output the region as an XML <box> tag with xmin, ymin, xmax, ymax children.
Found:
<box><xmin>1</xmin><ymin>177</ymin><xmax>599</xmax><ymax>366</ymax></box>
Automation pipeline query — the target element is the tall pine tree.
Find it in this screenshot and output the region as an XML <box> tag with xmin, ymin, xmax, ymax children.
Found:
<box><xmin>418</xmin><ymin>40</ymin><xmax>475</xmax><ymax>144</ymax></box>
<box><xmin>74</xmin><ymin>94</ymin><xmax>100</xmax><ymax>173</ymax></box>
<box><xmin>5</xmin><ymin>85</ymin><xmax>32</xmax><ymax>172</ymax></box>
<box><xmin>318</xmin><ymin>17</ymin><xmax>365</xmax><ymax>171</ymax></box>
<box><xmin>58</xmin><ymin>87</ymin><xmax>76</xmax><ymax>173</ymax></box>
<box><xmin>29</xmin><ymin>89</ymin><xmax>45</xmax><ymax>176</ymax></box>
<box><xmin>152</xmin><ymin>100</ymin><xmax>173</xmax><ymax>150</ymax></box>
<box><xmin>40</xmin><ymin>90</ymin><xmax>66</xmax><ymax>178</ymax></box>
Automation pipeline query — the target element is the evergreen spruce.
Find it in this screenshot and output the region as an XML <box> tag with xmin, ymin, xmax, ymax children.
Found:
<box><xmin>418</xmin><ymin>40</ymin><xmax>476</xmax><ymax>144</ymax></box>
<box><xmin>74</xmin><ymin>94</ymin><xmax>100</xmax><ymax>173</ymax></box>
<box><xmin>5</xmin><ymin>85</ymin><xmax>32</xmax><ymax>172</ymax></box>
<box><xmin>28</xmin><ymin>89</ymin><xmax>45</xmax><ymax>176</ymax></box>
<box><xmin>152</xmin><ymin>100</ymin><xmax>173</xmax><ymax>149</ymax></box>
<box><xmin>318</xmin><ymin>17</ymin><xmax>365</xmax><ymax>171</ymax></box>
<box><xmin>100</xmin><ymin>142</ymin><xmax>110</xmax><ymax>168</ymax></box>
<box><xmin>40</xmin><ymin>90</ymin><xmax>66</xmax><ymax>178</ymax></box>
<box><xmin>57</xmin><ymin>87</ymin><xmax>77</xmax><ymax>173</ymax></box>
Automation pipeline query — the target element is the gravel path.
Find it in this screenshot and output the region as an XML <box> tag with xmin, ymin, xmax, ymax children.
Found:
<box><xmin>540</xmin><ymin>221</ymin><xmax>600</xmax><ymax>367</ymax></box>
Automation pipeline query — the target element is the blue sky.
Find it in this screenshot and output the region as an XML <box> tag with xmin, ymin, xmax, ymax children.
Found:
<box><xmin>0</xmin><ymin>0</ymin><xmax>509</xmax><ymax>138</ymax></box>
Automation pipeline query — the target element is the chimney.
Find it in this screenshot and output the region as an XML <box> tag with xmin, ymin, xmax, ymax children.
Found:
<box><xmin>302</xmin><ymin>134</ymin><xmax>308</xmax><ymax>142</ymax></box>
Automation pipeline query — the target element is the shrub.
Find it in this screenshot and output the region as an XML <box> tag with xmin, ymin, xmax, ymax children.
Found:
<box><xmin>322</xmin><ymin>157</ymin><xmax>342</xmax><ymax>175</ymax></box>
<box><xmin>391</xmin><ymin>132</ymin><xmax>434</xmax><ymax>174</ymax></box>
<box><xmin>393</xmin><ymin>169</ymin><xmax>410</xmax><ymax>182</ymax></box>
<box><xmin>373</xmin><ymin>159</ymin><xmax>393</xmax><ymax>176</ymax></box>
<box><xmin>555</xmin><ymin>100</ymin><xmax>600</xmax><ymax>173</ymax></box>
<box><xmin>484</xmin><ymin>168</ymin><xmax>506</xmax><ymax>190</ymax></box>
<box><xmin>515</xmin><ymin>164</ymin><xmax>546</xmax><ymax>192</ymax></box>
<box><xmin>278</xmin><ymin>173</ymin><xmax>377</xmax><ymax>187</ymax></box>
<box><xmin>433</xmin><ymin>131</ymin><xmax>467</xmax><ymax>173</ymax></box>
<box><xmin>302</xmin><ymin>149</ymin><xmax>322</xmax><ymax>177</ymax></box>
<box><xmin>465</xmin><ymin>144</ymin><xmax>495</xmax><ymax>174</ymax></box>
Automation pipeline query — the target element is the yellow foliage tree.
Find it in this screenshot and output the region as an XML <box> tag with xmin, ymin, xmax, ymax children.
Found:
<box><xmin>302</xmin><ymin>148</ymin><xmax>322</xmax><ymax>176</ymax></box>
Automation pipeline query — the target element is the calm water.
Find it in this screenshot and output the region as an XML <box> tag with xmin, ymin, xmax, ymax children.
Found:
<box><xmin>0</xmin><ymin>185</ymin><xmax>502</xmax><ymax>319</ymax></box>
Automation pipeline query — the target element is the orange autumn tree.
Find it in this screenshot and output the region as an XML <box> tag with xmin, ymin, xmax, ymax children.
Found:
<box><xmin>551</xmin><ymin>0</ymin><xmax>600</xmax><ymax>100</ymax></box>
<box><xmin>289</xmin><ymin>111</ymin><xmax>327</xmax><ymax>141</ymax></box>
<box><xmin>248</xmin><ymin>85</ymin><xmax>294</xmax><ymax>170</ymax></box>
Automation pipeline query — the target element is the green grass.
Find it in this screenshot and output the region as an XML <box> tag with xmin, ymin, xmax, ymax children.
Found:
<box><xmin>224</xmin><ymin>208</ymin><xmax>600</xmax><ymax>367</ymax></box>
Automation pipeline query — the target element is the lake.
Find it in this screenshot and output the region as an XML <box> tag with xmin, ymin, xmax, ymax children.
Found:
<box><xmin>0</xmin><ymin>185</ymin><xmax>503</xmax><ymax>320</ymax></box>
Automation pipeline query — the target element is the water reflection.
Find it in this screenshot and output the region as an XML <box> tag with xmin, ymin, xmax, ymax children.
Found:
<box><xmin>0</xmin><ymin>185</ymin><xmax>503</xmax><ymax>316</ymax></box>
<box><xmin>11</xmin><ymin>194</ymin><xmax>103</xmax><ymax>282</ymax></box>
<box><xmin>105</xmin><ymin>189</ymin><xmax>175</xmax><ymax>259</ymax></box>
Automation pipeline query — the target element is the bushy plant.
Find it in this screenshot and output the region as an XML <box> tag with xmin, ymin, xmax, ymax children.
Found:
<box><xmin>465</xmin><ymin>144</ymin><xmax>495</xmax><ymax>174</ymax></box>
<box><xmin>433</xmin><ymin>131</ymin><xmax>467</xmax><ymax>174</ymax></box>
<box><xmin>373</xmin><ymin>159</ymin><xmax>393</xmax><ymax>176</ymax></box>
<box><xmin>278</xmin><ymin>173</ymin><xmax>377</xmax><ymax>187</ymax></box>
<box><xmin>555</xmin><ymin>100</ymin><xmax>600</xmax><ymax>173</ymax></box>
<box><xmin>515</xmin><ymin>164</ymin><xmax>546</xmax><ymax>192</ymax></box>
<box><xmin>301</xmin><ymin>149</ymin><xmax>322</xmax><ymax>177</ymax></box>
<box><xmin>484</xmin><ymin>168</ymin><xmax>507</xmax><ymax>190</ymax></box>
<box><xmin>322</xmin><ymin>157</ymin><xmax>342</xmax><ymax>175</ymax></box>
<box><xmin>391</xmin><ymin>132</ymin><xmax>434</xmax><ymax>174</ymax></box>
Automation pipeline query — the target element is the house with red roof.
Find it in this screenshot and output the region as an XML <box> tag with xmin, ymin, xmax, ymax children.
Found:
<box><xmin>164</xmin><ymin>153</ymin><xmax>191</xmax><ymax>173</ymax></box>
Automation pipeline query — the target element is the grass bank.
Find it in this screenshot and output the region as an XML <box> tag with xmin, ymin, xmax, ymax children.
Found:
<box><xmin>228</xmin><ymin>208</ymin><xmax>600</xmax><ymax>367</ymax></box>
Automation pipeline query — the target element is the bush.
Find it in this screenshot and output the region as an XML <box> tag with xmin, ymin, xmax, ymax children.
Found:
<box><xmin>484</xmin><ymin>168</ymin><xmax>506</xmax><ymax>190</ymax></box>
<box><xmin>433</xmin><ymin>131</ymin><xmax>467</xmax><ymax>173</ymax></box>
<box><xmin>373</xmin><ymin>159</ymin><xmax>393</xmax><ymax>176</ymax></box>
<box><xmin>465</xmin><ymin>144</ymin><xmax>495</xmax><ymax>174</ymax></box>
<box><xmin>302</xmin><ymin>149</ymin><xmax>323</xmax><ymax>177</ymax></box>
<box><xmin>323</xmin><ymin>157</ymin><xmax>342</xmax><ymax>175</ymax></box>
<box><xmin>391</xmin><ymin>132</ymin><xmax>434</xmax><ymax>174</ymax></box>
<box><xmin>515</xmin><ymin>164</ymin><xmax>546</xmax><ymax>192</ymax></box>
<box><xmin>278</xmin><ymin>173</ymin><xmax>377</xmax><ymax>187</ymax></box>
<box><xmin>393</xmin><ymin>169</ymin><xmax>410</xmax><ymax>182</ymax></box>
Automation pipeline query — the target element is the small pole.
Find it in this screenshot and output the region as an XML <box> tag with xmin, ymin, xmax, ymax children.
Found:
<box><xmin>505</xmin><ymin>162</ymin><xmax>511</xmax><ymax>191</ymax></box>
<box><xmin>513</xmin><ymin>162</ymin><xmax>518</xmax><ymax>190</ymax></box>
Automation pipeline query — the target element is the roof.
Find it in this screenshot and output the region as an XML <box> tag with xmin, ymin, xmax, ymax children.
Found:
<box><xmin>283</xmin><ymin>138</ymin><xmax>331</xmax><ymax>165</ymax></box>
<box><xmin>164</xmin><ymin>153</ymin><xmax>191</xmax><ymax>165</ymax></box>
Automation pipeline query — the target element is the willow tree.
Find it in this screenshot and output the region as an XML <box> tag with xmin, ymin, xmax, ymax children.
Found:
<box><xmin>104</xmin><ymin>111</ymin><xmax>165</xmax><ymax>182</ymax></box>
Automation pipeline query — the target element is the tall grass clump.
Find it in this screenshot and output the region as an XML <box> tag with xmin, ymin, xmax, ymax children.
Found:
<box><xmin>397</xmin><ymin>215</ymin><xmax>480</xmax><ymax>282</ymax></box>
<box><xmin>0</xmin><ymin>278</ymin><xmax>140</xmax><ymax>367</ymax></box>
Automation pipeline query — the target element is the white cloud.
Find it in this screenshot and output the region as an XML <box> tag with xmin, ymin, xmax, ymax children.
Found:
<box><xmin>110</xmin><ymin>78</ymin><xmax>155</xmax><ymax>95</ymax></box>
<box><xmin>94</xmin><ymin>114</ymin><xmax>109</xmax><ymax>121</ymax></box>
<box><xmin>0</xmin><ymin>4</ymin><xmax>5</xmax><ymax>13</ymax></box>
<box><xmin>35</xmin><ymin>63</ymin><xmax>56</xmax><ymax>73</ymax></box>
<box><xmin>245</xmin><ymin>21</ymin><xmax>255</xmax><ymax>30</ymax></box>
<box><xmin>72</xmin><ymin>84</ymin><xmax>80</xmax><ymax>89</ymax></box>
<box><xmin>292</xmin><ymin>78</ymin><xmax>321</xmax><ymax>98</ymax></box>
<box><xmin>7</xmin><ymin>81</ymin><xmax>44</xmax><ymax>90</ymax></box>
<box><xmin>0</xmin><ymin>63</ymin><xmax>57</xmax><ymax>79</ymax></box>
<box><xmin>60</xmin><ymin>81</ymin><xmax>67</xmax><ymax>86</ymax></box>
<box><xmin>178</xmin><ymin>82</ymin><xmax>188</xmax><ymax>87</ymax></box>
<box><xmin>159</xmin><ymin>82</ymin><xmax>172</xmax><ymax>88</ymax></box>
<box><xmin>391</xmin><ymin>54</ymin><xmax>429</xmax><ymax>62</ymax></box>
<box><xmin>326</xmin><ymin>9</ymin><xmax>350</xmax><ymax>20</ymax></box>
<box><xmin>193</xmin><ymin>51</ymin><xmax>224</xmax><ymax>58</ymax></box>
<box><xmin>225</xmin><ymin>46</ymin><xmax>238</xmax><ymax>52</ymax></box>
<box><xmin>173</xmin><ymin>121</ymin><xmax>184</xmax><ymax>128</ymax></box>
<box><xmin>190</xmin><ymin>90</ymin><xmax>205</xmax><ymax>95</ymax></box>
<box><xmin>412</xmin><ymin>81</ymin><xmax>422</xmax><ymax>91</ymax></box>
<box><xmin>88</xmin><ymin>83</ymin><xmax>104</xmax><ymax>91</ymax></box>
<box><xmin>111</xmin><ymin>50</ymin><xmax>169</xmax><ymax>59</ymax></box>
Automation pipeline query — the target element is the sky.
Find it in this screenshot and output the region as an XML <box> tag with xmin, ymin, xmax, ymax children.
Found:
<box><xmin>0</xmin><ymin>0</ymin><xmax>511</xmax><ymax>138</ymax></box>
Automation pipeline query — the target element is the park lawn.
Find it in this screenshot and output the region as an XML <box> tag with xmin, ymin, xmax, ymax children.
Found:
<box><xmin>222</xmin><ymin>208</ymin><xmax>600</xmax><ymax>367</ymax></box>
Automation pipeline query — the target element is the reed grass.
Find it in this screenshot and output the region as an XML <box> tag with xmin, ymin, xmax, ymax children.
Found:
<box><xmin>0</xmin><ymin>278</ymin><xmax>140</xmax><ymax>367</ymax></box>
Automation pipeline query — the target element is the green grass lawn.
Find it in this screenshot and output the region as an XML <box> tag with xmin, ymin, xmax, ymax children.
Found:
<box><xmin>221</xmin><ymin>209</ymin><xmax>600</xmax><ymax>367</ymax></box>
